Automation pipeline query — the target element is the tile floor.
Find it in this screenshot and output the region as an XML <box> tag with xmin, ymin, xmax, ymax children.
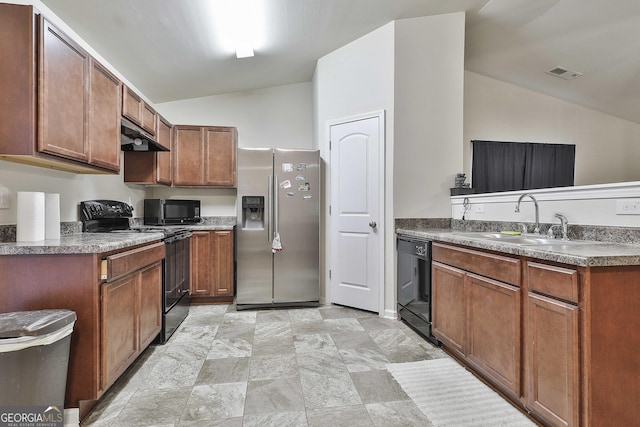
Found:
<box><xmin>81</xmin><ymin>304</ymin><xmax>448</xmax><ymax>427</ymax></box>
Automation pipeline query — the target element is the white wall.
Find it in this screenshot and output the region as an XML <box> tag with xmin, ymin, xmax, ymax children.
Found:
<box><xmin>451</xmin><ymin>182</ymin><xmax>640</xmax><ymax>228</ymax></box>
<box><xmin>394</xmin><ymin>13</ymin><xmax>465</xmax><ymax>218</ymax></box>
<box><xmin>153</xmin><ymin>83</ymin><xmax>314</xmax><ymax>215</ymax></box>
<box><xmin>464</xmin><ymin>71</ymin><xmax>640</xmax><ymax>186</ymax></box>
<box><xmin>315</xmin><ymin>13</ymin><xmax>466</xmax><ymax>317</ymax></box>
<box><xmin>155</xmin><ymin>83</ymin><xmax>313</xmax><ymax>149</ymax></box>
<box><xmin>0</xmin><ymin>157</ymin><xmax>147</xmax><ymax>224</ymax></box>
<box><xmin>314</xmin><ymin>21</ymin><xmax>396</xmax><ymax>310</ymax></box>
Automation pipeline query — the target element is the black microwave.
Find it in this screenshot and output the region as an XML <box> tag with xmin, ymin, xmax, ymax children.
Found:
<box><xmin>144</xmin><ymin>199</ymin><xmax>201</xmax><ymax>225</ymax></box>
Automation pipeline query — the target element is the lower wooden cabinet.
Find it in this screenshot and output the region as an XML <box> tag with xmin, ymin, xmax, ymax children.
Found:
<box><xmin>432</xmin><ymin>261</ymin><xmax>466</xmax><ymax>356</ymax></box>
<box><xmin>432</xmin><ymin>257</ymin><xmax>521</xmax><ymax>399</ymax></box>
<box><xmin>526</xmin><ymin>292</ymin><xmax>579</xmax><ymax>427</ymax></box>
<box><xmin>431</xmin><ymin>241</ymin><xmax>640</xmax><ymax>427</ymax></box>
<box><xmin>101</xmin><ymin>261</ymin><xmax>162</xmax><ymax>390</ymax></box>
<box><xmin>101</xmin><ymin>273</ymin><xmax>137</xmax><ymax>389</ymax></box>
<box><xmin>466</xmin><ymin>273</ymin><xmax>521</xmax><ymax>398</ymax></box>
<box><xmin>190</xmin><ymin>230</ymin><xmax>234</xmax><ymax>301</ymax></box>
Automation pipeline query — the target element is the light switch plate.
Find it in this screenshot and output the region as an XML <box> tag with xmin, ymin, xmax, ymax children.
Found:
<box><xmin>0</xmin><ymin>186</ymin><xmax>9</xmax><ymax>209</ymax></box>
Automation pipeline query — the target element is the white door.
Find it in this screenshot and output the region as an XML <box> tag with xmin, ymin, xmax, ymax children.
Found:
<box><xmin>330</xmin><ymin>114</ymin><xmax>382</xmax><ymax>312</ymax></box>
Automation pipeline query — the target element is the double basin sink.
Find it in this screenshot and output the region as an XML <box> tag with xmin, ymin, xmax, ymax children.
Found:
<box><xmin>451</xmin><ymin>232</ymin><xmax>597</xmax><ymax>247</ymax></box>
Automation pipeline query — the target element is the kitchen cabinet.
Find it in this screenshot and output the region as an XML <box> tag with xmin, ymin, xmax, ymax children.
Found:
<box><xmin>101</xmin><ymin>260</ymin><xmax>162</xmax><ymax>390</ymax></box>
<box><xmin>88</xmin><ymin>58</ymin><xmax>122</xmax><ymax>171</ymax></box>
<box><xmin>173</xmin><ymin>125</ymin><xmax>237</xmax><ymax>188</ymax></box>
<box><xmin>466</xmin><ymin>273</ymin><xmax>521</xmax><ymax>398</ymax></box>
<box><xmin>432</xmin><ymin>243</ymin><xmax>521</xmax><ymax>399</ymax></box>
<box><xmin>0</xmin><ymin>240</ymin><xmax>164</xmax><ymax>420</ymax></box>
<box><xmin>122</xmin><ymin>85</ymin><xmax>157</xmax><ymax>137</ymax></box>
<box><xmin>432</xmin><ymin>262</ymin><xmax>466</xmax><ymax>356</ymax></box>
<box><xmin>0</xmin><ymin>3</ymin><xmax>122</xmax><ymax>174</ymax></box>
<box><xmin>525</xmin><ymin>262</ymin><xmax>579</xmax><ymax>427</ymax></box>
<box><xmin>190</xmin><ymin>230</ymin><xmax>234</xmax><ymax>302</ymax></box>
<box><xmin>101</xmin><ymin>273</ymin><xmax>137</xmax><ymax>389</ymax></box>
<box><xmin>431</xmin><ymin>241</ymin><xmax>640</xmax><ymax>426</ymax></box>
<box><xmin>124</xmin><ymin>114</ymin><xmax>173</xmax><ymax>185</ymax></box>
<box><xmin>38</xmin><ymin>16</ymin><xmax>89</xmax><ymax>163</ymax></box>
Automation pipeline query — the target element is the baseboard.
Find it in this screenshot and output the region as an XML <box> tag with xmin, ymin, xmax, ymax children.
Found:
<box><xmin>383</xmin><ymin>308</ymin><xmax>398</xmax><ymax>320</ymax></box>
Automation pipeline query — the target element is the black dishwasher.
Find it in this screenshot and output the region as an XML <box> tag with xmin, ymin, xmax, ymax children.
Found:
<box><xmin>397</xmin><ymin>236</ymin><xmax>439</xmax><ymax>345</ymax></box>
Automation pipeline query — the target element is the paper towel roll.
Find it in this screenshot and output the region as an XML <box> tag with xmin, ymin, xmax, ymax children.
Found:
<box><xmin>16</xmin><ymin>191</ymin><xmax>45</xmax><ymax>242</ymax></box>
<box><xmin>45</xmin><ymin>193</ymin><xmax>60</xmax><ymax>240</ymax></box>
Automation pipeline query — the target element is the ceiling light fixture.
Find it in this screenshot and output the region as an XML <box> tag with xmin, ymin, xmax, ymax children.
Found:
<box><xmin>233</xmin><ymin>0</ymin><xmax>255</xmax><ymax>58</ymax></box>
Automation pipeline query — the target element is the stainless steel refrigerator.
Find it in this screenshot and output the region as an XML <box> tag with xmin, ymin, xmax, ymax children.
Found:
<box><xmin>236</xmin><ymin>148</ymin><xmax>320</xmax><ymax>307</ymax></box>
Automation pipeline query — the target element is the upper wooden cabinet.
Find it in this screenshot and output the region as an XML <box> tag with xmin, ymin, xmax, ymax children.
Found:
<box><xmin>0</xmin><ymin>4</ymin><xmax>121</xmax><ymax>174</ymax></box>
<box><xmin>122</xmin><ymin>85</ymin><xmax>157</xmax><ymax>137</ymax></box>
<box><xmin>173</xmin><ymin>125</ymin><xmax>237</xmax><ymax>188</ymax></box>
<box><xmin>88</xmin><ymin>58</ymin><xmax>122</xmax><ymax>171</ymax></box>
<box><xmin>38</xmin><ymin>16</ymin><xmax>89</xmax><ymax>163</ymax></box>
<box><xmin>123</xmin><ymin>114</ymin><xmax>173</xmax><ymax>185</ymax></box>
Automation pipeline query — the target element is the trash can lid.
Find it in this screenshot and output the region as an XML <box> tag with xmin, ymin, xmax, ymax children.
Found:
<box><xmin>0</xmin><ymin>309</ymin><xmax>77</xmax><ymax>339</ymax></box>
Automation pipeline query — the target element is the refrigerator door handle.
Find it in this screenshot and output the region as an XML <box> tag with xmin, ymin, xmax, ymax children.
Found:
<box><xmin>274</xmin><ymin>175</ymin><xmax>279</xmax><ymax>236</ymax></box>
<box><xmin>268</xmin><ymin>175</ymin><xmax>272</xmax><ymax>242</ymax></box>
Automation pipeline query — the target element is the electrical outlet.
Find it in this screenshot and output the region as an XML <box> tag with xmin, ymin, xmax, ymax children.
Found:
<box><xmin>616</xmin><ymin>199</ymin><xmax>640</xmax><ymax>215</ymax></box>
<box><xmin>0</xmin><ymin>186</ymin><xmax>9</xmax><ymax>209</ymax></box>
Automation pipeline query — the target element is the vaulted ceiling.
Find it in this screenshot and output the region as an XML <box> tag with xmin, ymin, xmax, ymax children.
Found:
<box><xmin>41</xmin><ymin>0</ymin><xmax>640</xmax><ymax>124</ymax></box>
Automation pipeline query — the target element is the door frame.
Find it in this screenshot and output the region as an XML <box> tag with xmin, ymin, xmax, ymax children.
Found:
<box><xmin>326</xmin><ymin>110</ymin><xmax>386</xmax><ymax>315</ymax></box>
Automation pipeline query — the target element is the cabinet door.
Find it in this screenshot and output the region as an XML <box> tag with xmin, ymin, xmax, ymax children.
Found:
<box><xmin>212</xmin><ymin>230</ymin><xmax>234</xmax><ymax>296</ymax></box>
<box><xmin>138</xmin><ymin>262</ymin><xmax>162</xmax><ymax>349</ymax></box>
<box><xmin>122</xmin><ymin>85</ymin><xmax>142</xmax><ymax>126</ymax></box>
<box><xmin>204</xmin><ymin>127</ymin><xmax>237</xmax><ymax>187</ymax></box>
<box><xmin>526</xmin><ymin>292</ymin><xmax>579</xmax><ymax>427</ymax></box>
<box><xmin>190</xmin><ymin>231</ymin><xmax>211</xmax><ymax>295</ymax></box>
<box><xmin>141</xmin><ymin>103</ymin><xmax>157</xmax><ymax>136</ymax></box>
<box><xmin>173</xmin><ymin>126</ymin><xmax>204</xmax><ymax>186</ymax></box>
<box><xmin>466</xmin><ymin>273</ymin><xmax>521</xmax><ymax>398</ymax></box>
<box><xmin>156</xmin><ymin>117</ymin><xmax>172</xmax><ymax>184</ymax></box>
<box><xmin>88</xmin><ymin>58</ymin><xmax>121</xmax><ymax>171</ymax></box>
<box><xmin>432</xmin><ymin>261</ymin><xmax>466</xmax><ymax>356</ymax></box>
<box><xmin>38</xmin><ymin>17</ymin><xmax>89</xmax><ymax>162</ymax></box>
<box><xmin>101</xmin><ymin>274</ymin><xmax>138</xmax><ymax>389</ymax></box>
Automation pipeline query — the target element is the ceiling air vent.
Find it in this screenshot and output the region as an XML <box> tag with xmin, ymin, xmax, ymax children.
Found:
<box><xmin>546</xmin><ymin>66</ymin><xmax>583</xmax><ymax>80</ymax></box>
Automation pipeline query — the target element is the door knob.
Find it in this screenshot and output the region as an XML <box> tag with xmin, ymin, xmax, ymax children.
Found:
<box><xmin>369</xmin><ymin>221</ymin><xmax>377</xmax><ymax>228</ymax></box>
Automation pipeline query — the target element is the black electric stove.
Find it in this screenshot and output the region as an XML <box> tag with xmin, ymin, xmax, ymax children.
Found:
<box><xmin>80</xmin><ymin>200</ymin><xmax>192</xmax><ymax>343</ymax></box>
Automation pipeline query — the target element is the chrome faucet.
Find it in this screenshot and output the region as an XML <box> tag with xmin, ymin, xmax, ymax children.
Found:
<box><xmin>515</xmin><ymin>193</ymin><xmax>540</xmax><ymax>234</ymax></box>
<box><xmin>554</xmin><ymin>213</ymin><xmax>569</xmax><ymax>240</ymax></box>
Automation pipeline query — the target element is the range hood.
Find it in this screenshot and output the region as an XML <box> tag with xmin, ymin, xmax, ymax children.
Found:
<box><xmin>120</xmin><ymin>118</ymin><xmax>169</xmax><ymax>152</ymax></box>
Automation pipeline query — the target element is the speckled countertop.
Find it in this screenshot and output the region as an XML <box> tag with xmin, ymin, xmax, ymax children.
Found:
<box><xmin>0</xmin><ymin>232</ymin><xmax>165</xmax><ymax>255</ymax></box>
<box><xmin>0</xmin><ymin>217</ymin><xmax>236</xmax><ymax>256</ymax></box>
<box><xmin>397</xmin><ymin>227</ymin><xmax>640</xmax><ymax>267</ymax></box>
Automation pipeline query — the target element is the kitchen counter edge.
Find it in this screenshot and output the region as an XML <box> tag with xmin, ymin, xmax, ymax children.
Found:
<box><xmin>397</xmin><ymin>228</ymin><xmax>640</xmax><ymax>267</ymax></box>
<box><xmin>0</xmin><ymin>224</ymin><xmax>236</xmax><ymax>256</ymax></box>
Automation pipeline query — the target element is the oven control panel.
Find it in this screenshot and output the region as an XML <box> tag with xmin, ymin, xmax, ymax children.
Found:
<box><xmin>80</xmin><ymin>200</ymin><xmax>133</xmax><ymax>220</ymax></box>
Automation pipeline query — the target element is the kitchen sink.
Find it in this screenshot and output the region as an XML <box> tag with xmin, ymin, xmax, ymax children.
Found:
<box><xmin>451</xmin><ymin>232</ymin><xmax>596</xmax><ymax>246</ymax></box>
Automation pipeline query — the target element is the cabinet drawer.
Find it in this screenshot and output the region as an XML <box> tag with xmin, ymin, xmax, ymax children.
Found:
<box><xmin>104</xmin><ymin>242</ymin><xmax>165</xmax><ymax>281</ymax></box>
<box><xmin>433</xmin><ymin>242</ymin><xmax>520</xmax><ymax>286</ymax></box>
<box><xmin>526</xmin><ymin>261</ymin><xmax>578</xmax><ymax>303</ymax></box>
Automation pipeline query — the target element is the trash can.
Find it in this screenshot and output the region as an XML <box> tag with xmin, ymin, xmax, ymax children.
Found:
<box><xmin>0</xmin><ymin>309</ymin><xmax>76</xmax><ymax>409</ymax></box>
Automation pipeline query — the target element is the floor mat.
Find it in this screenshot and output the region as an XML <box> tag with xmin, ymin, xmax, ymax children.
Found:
<box><xmin>387</xmin><ymin>358</ymin><xmax>537</xmax><ymax>427</ymax></box>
